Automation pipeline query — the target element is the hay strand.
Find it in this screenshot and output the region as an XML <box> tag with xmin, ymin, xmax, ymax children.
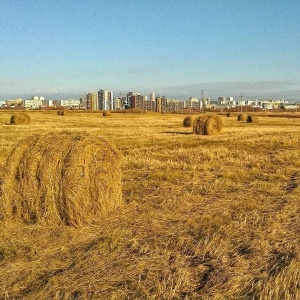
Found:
<box><xmin>0</xmin><ymin>132</ymin><xmax>123</xmax><ymax>226</ymax></box>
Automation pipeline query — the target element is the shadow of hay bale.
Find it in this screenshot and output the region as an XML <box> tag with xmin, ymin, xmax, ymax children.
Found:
<box><xmin>193</xmin><ymin>115</ymin><xmax>223</xmax><ymax>135</ymax></box>
<box><xmin>183</xmin><ymin>115</ymin><xmax>197</xmax><ymax>127</ymax></box>
<box><xmin>9</xmin><ymin>112</ymin><xmax>31</xmax><ymax>125</ymax></box>
<box><xmin>0</xmin><ymin>132</ymin><xmax>123</xmax><ymax>227</ymax></box>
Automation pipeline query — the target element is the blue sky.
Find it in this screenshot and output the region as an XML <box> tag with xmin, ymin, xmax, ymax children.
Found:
<box><xmin>0</xmin><ymin>0</ymin><xmax>299</xmax><ymax>101</ymax></box>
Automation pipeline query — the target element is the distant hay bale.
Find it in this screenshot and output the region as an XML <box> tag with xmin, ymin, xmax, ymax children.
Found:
<box><xmin>103</xmin><ymin>111</ymin><xmax>112</xmax><ymax>117</ymax></box>
<box><xmin>183</xmin><ymin>115</ymin><xmax>196</xmax><ymax>127</ymax></box>
<box><xmin>0</xmin><ymin>132</ymin><xmax>123</xmax><ymax>226</ymax></box>
<box><xmin>237</xmin><ymin>113</ymin><xmax>248</xmax><ymax>122</ymax></box>
<box><xmin>58</xmin><ymin>110</ymin><xmax>69</xmax><ymax>116</ymax></box>
<box><xmin>193</xmin><ymin>115</ymin><xmax>223</xmax><ymax>135</ymax></box>
<box><xmin>226</xmin><ymin>112</ymin><xmax>231</xmax><ymax>117</ymax></box>
<box><xmin>247</xmin><ymin>115</ymin><xmax>259</xmax><ymax>123</ymax></box>
<box><xmin>9</xmin><ymin>113</ymin><xmax>30</xmax><ymax>125</ymax></box>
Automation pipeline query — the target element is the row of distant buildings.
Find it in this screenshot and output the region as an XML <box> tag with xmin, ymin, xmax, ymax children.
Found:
<box><xmin>2</xmin><ymin>90</ymin><xmax>299</xmax><ymax>112</ymax></box>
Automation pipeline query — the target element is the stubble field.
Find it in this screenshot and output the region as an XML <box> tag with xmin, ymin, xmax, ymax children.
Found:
<box><xmin>0</xmin><ymin>110</ymin><xmax>300</xmax><ymax>300</ymax></box>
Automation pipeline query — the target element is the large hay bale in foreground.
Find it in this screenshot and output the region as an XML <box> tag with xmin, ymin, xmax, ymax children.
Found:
<box><xmin>103</xmin><ymin>111</ymin><xmax>112</xmax><ymax>117</ymax></box>
<box><xmin>247</xmin><ymin>115</ymin><xmax>259</xmax><ymax>123</ymax></box>
<box><xmin>0</xmin><ymin>132</ymin><xmax>123</xmax><ymax>226</ymax></box>
<box><xmin>183</xmin><ymin>115</ymin><xmax>196</xmax><ymax>127</ymax></box>
<box><xmin>9</xmin><ymin>113</ymin><xmax>30</xmax><ymax>125</ymax></box>
<box><xmin>193</xmin><ymin>115</ymin><xmax>223</xmax><ymax>135</ymax></box>
<box><xmin>237</xmin><ymin>113</ymin><xmax>248</xmax><ymax>122</ymax></box>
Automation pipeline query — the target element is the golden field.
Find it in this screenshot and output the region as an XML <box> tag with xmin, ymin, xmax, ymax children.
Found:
<box><xmin>0</xmin><ymin>110</ymin><xmax>300</xmax><ymax>300</ymax></box>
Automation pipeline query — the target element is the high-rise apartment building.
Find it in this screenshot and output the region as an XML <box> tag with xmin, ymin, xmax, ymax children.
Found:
<box><xmin>150</xmin><ymin>92</ymin><xmax>155</xmax><ymax>101</ymax></box>
<box><xmin>156</xmin><ymin>96</ymin><xmax>168</xmax><ymax>112</ymax></box>
<box><xmin>98</xmin><ymin>89</ymin><xmax>114</xmax><ymax>110</ymax></box>
<box><xmin>86</xmin><ymin>93</ymin><xmax>98</xmax><ymax>110</ymax></box>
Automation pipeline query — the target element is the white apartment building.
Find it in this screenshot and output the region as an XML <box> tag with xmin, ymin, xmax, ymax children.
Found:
<box><xmin>24</xmin><ymin>98</ymin><xmax>44</xmax><ymax>109</ymax></box>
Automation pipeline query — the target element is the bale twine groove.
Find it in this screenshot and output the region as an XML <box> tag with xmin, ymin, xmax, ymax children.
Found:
<box><xmin>9</xmin><ymin>113</ymin><xmax>31</xmax><ymax>125</ymax></box>
<box><xmin>193</xmin><ymin>115</ymin><xmax>223</xmax><ymax>135</ymax></box>
<box><xmin>247</xmin><ymin>115</ymin><xmax>259</xmax><ymax>123</ymax></box>
<box><xmin>183</xmin><ymin>115</ymin><xmax>196</xmax><ymax>127</ymax></box>
<box><xmin>237</xmin><ymin>113</ymin><xmax>248</xmax><ymax>122</ymax></box>
<box><xmin>0</xmin><ymin>132</ymin><xmax>123</xmax><ymax>226</ymax></box>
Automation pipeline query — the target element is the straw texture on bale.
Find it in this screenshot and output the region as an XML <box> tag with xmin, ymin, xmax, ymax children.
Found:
<box><xmin>237</xmin><ymin>114</ymin><xmax>248</xmax><ymax>122</ymax></box>
<box><xmin>193</xmin><ymin>115</ymin><xmax>223</xmax><ymax>135</ymax></box>
<box><xmin>0</xmin><ymin>132</ymin><xmax>123</xmax><ymax>226</ymax></box>
<box><xmin>9</xmin><ymin>113</ymin><xmax>30</xmax><ymax>125</ymax></box>
<box><xmin>103</xmin><ymin>111</ymin><xmax>112</xmax><ymax>116</ymax></box>
<box><xmin>247</xmin><ymin>115</ymin><xmax>259</xmax><ymax>123</ymax></box>
<box><xmin>183</xmin><ymin>115</ymin><xmax>196</xmax><ymax>127</ymax></box>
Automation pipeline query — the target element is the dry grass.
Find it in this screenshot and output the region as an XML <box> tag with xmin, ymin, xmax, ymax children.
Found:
<box><xmin>0</xmin><ymin>111</ymin><xmax>300</xmax><ymax>299</ymax></box>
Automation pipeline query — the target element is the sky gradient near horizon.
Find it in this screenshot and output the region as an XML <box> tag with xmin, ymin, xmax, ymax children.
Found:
<box><xmin>0</xmin><ymin>0</ymin><xmax>300</xmax><ymax>101</ymax></box>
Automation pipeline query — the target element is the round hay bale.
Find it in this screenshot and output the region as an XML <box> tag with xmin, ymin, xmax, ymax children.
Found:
<box><xmin>237</xmin><ymin>113</ymin><xmax>248</xmax><ymax>122</ymax></box>
<box><xmin>103</xmin><ymin>111</ymin><xmax>112</xmax><ymax>117</ymax></box>
<box><xmin>58</xmin><ymin>109</ymin><xmax>69</xmax><ymax>116</ymax></box>
<box><xmin>9</xmin><ymin>113</ymin><xmax>30</xmax><ymax>125</ymax></box>
<box><xmin>247</xmin><ymin>115</ymin><xmax>259</xmax><ymax>123</ymax></box>
<box><xmin>193</xmin><ymin>116</ymin><xmax>209</xmax><ymax>135</ymax></box>
<box><xmin>0</xmin><ymin>132</ymin><xmax>123</xmax><ymax>226</ymax></box>
<box><xmin>61</xmin><ymin>110</ymin><xmax>69</xmax><ymax>116</ymax></box>
<box><xmin>226</xmin><ymin>112</ymin><xmax>231</xmax><ymax>117</ymax></box>
<box><xmin>183</xmin><ymin>115</ymin><xmax>196</xmax><ymax>127</ymax></box>
<box><xmin>193</xmin><ymin>115</ymin><xmax>223</xmax><ymax>135</ymax></box>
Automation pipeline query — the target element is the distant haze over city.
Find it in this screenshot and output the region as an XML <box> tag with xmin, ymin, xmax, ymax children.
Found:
<box><xmin>1</xmin><ymin>80</ymin><xmax>299</xmax><ymax>102</ymax></box>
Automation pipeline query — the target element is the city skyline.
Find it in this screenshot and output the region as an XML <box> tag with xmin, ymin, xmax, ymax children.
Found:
<box><xmin>1</xmin><ymin>1</ymin><xmax>299</xmax><ymax>101</ymax></box>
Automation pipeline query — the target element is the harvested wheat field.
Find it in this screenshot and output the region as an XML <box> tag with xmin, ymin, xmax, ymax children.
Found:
<box><xmin>0</xmin><ymin>110</ymin><xmax>300</xmax><ymax>299</ymax></box>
